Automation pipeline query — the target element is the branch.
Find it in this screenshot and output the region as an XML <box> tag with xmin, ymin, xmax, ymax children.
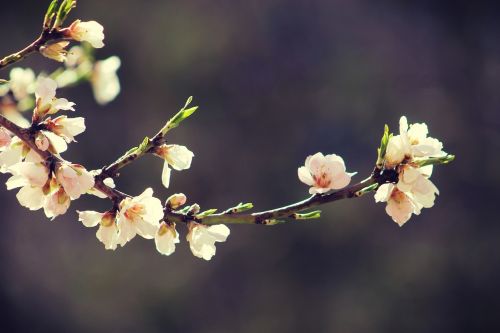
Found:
<box><xmin>0</xmin><ymin>31</ymin><xmax>67</xmax><ymax>71</ymax></box>
<box><xmin>1</xmin><ymin>113</ymin><xmax>392</xmax><ymax>226</ymax></box>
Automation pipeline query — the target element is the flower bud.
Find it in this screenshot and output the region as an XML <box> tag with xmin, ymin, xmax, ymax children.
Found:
<box><xmin>165</xmin><ymin>193</ymin><xmax>187</xmax><ymax>209</ymax></box>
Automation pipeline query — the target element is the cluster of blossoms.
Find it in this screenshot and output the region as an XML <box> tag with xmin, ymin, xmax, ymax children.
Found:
<box><xmin>297</xmin><ymin>116</ymin><xmax>447</xmax><ymax>227</ymax></box>
<box><xmin>78</xmin><ymin>192</ymin><xmax>230</xmax><ymax>260</ymax></box>
<box><xmin>1</xmin><ymin>70</ymin><xmax>229</xmax><ymax>260</ymax></box>
<box><xmin>374</xmin><ymin>116</ymin><xmax>445</xmax><ymax>226</ymax></box>
<box><xmin>1</xmin><ymin>77</ymin><xmax>93</xmax><ymax>218</ymax></box>
<box><xmin>0</xmin><ymin>0</ymin><xmax>454</xmax><ymax>263</ymax></box>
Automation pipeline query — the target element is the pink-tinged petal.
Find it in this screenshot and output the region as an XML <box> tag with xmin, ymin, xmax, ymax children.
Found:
<box><xmin>307</xmin><ymin>152</ymin><xmax>325</xmax><ymax>175</ymax></box>
<box><xmin>324</xmin><ymin>154</ymin><xmax>346</xmax><ymax>171</ymax></box>
<box><xmin>330</xmin><ymin>171</ymin><xmax>351</xmax><ymax>190</ymax></box>
<box><xmin>386</xmin><ymin>196</ymin><xmax>413</xmax><ymax>226</ymax></box>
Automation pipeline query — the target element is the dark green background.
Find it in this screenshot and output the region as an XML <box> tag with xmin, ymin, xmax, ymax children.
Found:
<box><xmin>0</xmin><ymin>0</ymin><xmax>498</xmax><ymax>332</ymax></box>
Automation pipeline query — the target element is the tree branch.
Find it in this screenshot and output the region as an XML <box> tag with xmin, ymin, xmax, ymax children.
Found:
<box><xmin>0</xmin><ymin>30</ymin><xmax>66</xmax><ymax>71</ymax></box>
<box><xmin>1</xmin><ymin>113</ymin><xmax>396</xmax><ymax>226</ymax></box>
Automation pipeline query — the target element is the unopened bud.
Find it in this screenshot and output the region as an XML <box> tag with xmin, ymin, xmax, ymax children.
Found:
<box><xmin>166</xmin><ymin>193</ymin><xmax>187</xmax><ymax>210</ymax></box>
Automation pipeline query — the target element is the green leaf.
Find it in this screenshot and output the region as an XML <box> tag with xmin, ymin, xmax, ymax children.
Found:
<box><xmin>414</xmin><ymin>154</ymin><xmax>455</xmax><ymax>167</ymax></box>
<box><xmin>226</xmin><ymin>202</ymin><xmax>254</xmax><ymax>213</ymax></box>
<box><xmin>376</xmin><ymin>124</ymin><xmax>392</xmax><ymax>168</ymax></box>
<box><xmin>168</xmin><ymin>97</ymin><xmax>198</xmax><ymax>127</ymax></box>
<box><xmin>196</xmin><ymin>209</ymin><xmax>218</xmax><ymax>218</ymax></box>
<box><xmin>293</xmin><ymin>210</ymin><xmax>322</xmax><ymax>220</ymax></box>
<box><xmin>137</xmin><ymin>137</ymin><xmax>151</xmax><ymax>153</ymax></box>
<box><xmin>354</xmin><ymin>183</ymin><xmax>379</xmax><ymax>197</ymax></box>
<box><xmin>53</xmin><ymin>0</ymin><xmax>76</xmax><ymax>29</ymax></box>
<box><xmin>43</xmin><ymin>0</ymin><xmax>59</xmax><ymax>28</ymax></box>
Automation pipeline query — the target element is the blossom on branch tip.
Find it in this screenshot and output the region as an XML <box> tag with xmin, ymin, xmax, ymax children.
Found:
<box><xmin>116</xmin><ymin>188</ymin><xmax>164</xmax><ymax>246</ymax></box>
<box><xmin>78</xmin><ymin>210</ymin><xmax>119</xmax><ymax>250</ymax></box>
<box><xmin>384</xmin><ymin>116</ymin><xmax>445</xmax><ymax>168</ymax></box>
<box><xmin>34</xmin><ymin>77</ymin><xmax>75</xmax><ymax>117</ymax></box>
<box><xmin>67</xmin><ymin>20</ymin><xmax>105</xmax><ymax>48</ymax></box>
<box><xmin>155</xmin><ymin>222</ymin><xmax>179</xmax><ymax>256</ymax></box>
<box><xmin>91</xmin><ymin>56</ymin><xmax>121</xmax><ymax>105</ymax></box>
<box><xmin>153</xmin><ymin>144</ymin><xmax>194</xmax><ymax>188</ymax></box>
<box><xmin>55</xmin><ymin>163</ymin><xmax>95</xmax><ymax>200</ymax></box>
<box><xmin>298</xmin><ymin>152</ymin><xmax>354</xmax><ymax>194</ymax></box>
<box><xmin>40</xmin><ymin>41</ymin><xmax>70</xmax><ymax>62</ymax></box>
<box><xmin>187</xmin><ymin>222</ymin><xmax>230</xmax><ymax>260</ymax></box>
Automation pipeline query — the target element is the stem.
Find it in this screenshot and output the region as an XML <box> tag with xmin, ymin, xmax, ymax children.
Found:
<box><xmin>0</xmin><ymin>31</ymin><xmax>66</xmax><ymax>71</ymax></box>
<box><xmin>101</xmin><ymin>118</ymin><xmax>172</xmax><ymax>177</ymax></box>
<box><xmin>163</xmin><ymin>171</ymin><xmax>396</xmax><ymax>225</ymax></box>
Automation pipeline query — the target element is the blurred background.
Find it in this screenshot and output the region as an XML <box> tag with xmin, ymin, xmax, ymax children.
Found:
<box><xmin>1</xmin><ymin>0</ymin><xmax>499</xmax><ymax>332</ymax></box>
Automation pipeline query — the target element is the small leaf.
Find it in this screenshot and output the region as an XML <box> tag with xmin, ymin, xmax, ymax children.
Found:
<box><xmin>354</xmin><ymin>183</ymin><xmax>379</xmax><ymax>197</ymax></box>
<box><xmin>293</xmin><ymin>210</ymin><xmax>322</xmax><ymax>220</ymax></box>
<box><xmin>226</xmin><ymin>202</ymin><xmax>254</xmax><ymax>213</ymax></box>
<box><xmin>44</xmin><ymin>0</ymin><xmax>59</xmax><ymax>28</ymax></box>
<box><xmin>196</xmin><ymin>209</ymin><xmax>218</xmax><ymax>218</ymax></box>
<box><xmin>376</xmin><ymin>124</ymin><xmax>391</xmax><ymax>168</ymax></box>
<box><xmin>137</xmin><ymin>137</ymin><xmax>151</xmax><ymax>153</ymax></box>
<box><xmin>414</xmin><ymin>154</ymin><xmax>455</xmax><ymax>167</ymax></box>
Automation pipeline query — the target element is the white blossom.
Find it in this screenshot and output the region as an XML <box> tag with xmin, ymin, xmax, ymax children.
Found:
<box><xmin>6</xmin><ymin>67</ymin><xmax>35</xmax><ymax>101</ymax></box>
<box><xmin>385</xmin><ymin>116</ymin><xmax>445</xmax><ymax>168</ymax></box>
<box><xmin>0</xmin><ymin>138</ymin><xmax>31</xmax><ymax>173</ymax></box>
<box><xmin>155</xmin><ymin>222</ymin><xmax>180</xmax><ymax>256</ymax></box>
<box><xmin>6</xmin><ymin>161</ymin><xmax>49</xmax><ymax>211</ymax></box>
<box><xmin>35</xmin><ymin>77</ymin><xmax>75</xmax><ymax>116</ymax></box>
<box><xmin>45</xmin><ymin>116</ymin><xmax>86</xmax><ymax>143</ymax></box>
<box><xmin>298</xmin><ymin>152</ymin><xmax>354</xmax><ymax>194</ymax></box>
<box><xmin>91</xmin><ymin>56</ymin><xmax>121</xmax><ymax>105</ymax></box>
<box><xmin>40</xmin><ymin>41</ymin><xmax>70</xmax><ymax>62</ymax></box>
<box><xmin>116</xmin><ymin>188</ymin><xmax>164</xmax><ymax>246</ymax></box>
<box><xmin>55</xmin><ymin>163</ymin><xmax>95</xmax><ymax>200</ymax></box>
<box><xmin>78</xmin><ymin>210</ymin><xmax>119</xmax><ymax>250</ymax></box>
<box><xmin>153</xmin><ymin>144</ymin><xmax>194</xmax><ymax>188</ymax></box>
<box><xmin>67</xmin><ymin>20</ymin><xmax>105</xmax><ymax>48</ymax></box>
<box><xmin>187</xmin><ymin>222</ymin><xmax>230</xmax><ymax>260</ymax></box>
<box><xmin>375</xmin><ymin>166</ymin><xmax>439</xmax><ymax>226</ymax></box>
